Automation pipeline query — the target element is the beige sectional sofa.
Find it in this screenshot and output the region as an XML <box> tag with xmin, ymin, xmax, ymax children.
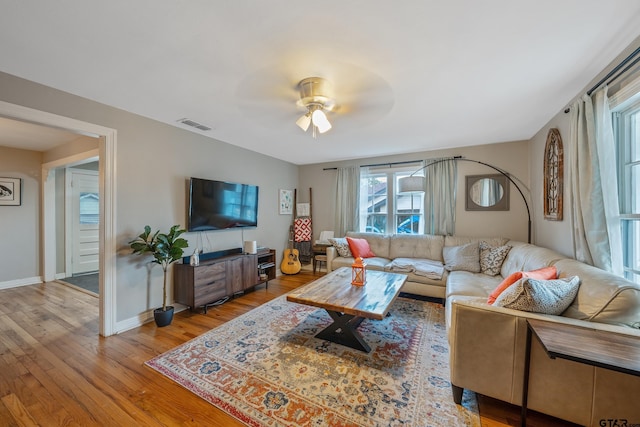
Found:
<box><xmin>327</xmin><ymin>232</ymin><xmax>453</xmax><ymax>299</ymax></box>
<box><xmin>326</xmin><ymin>232</ymin><xmax>640</xmax><ymax>426</ymax></box>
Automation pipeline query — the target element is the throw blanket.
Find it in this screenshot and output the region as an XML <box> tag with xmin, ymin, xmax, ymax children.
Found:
<box><xmin>294</xmin><ymin>217</ymin><xmax>313</xmax><ymax>264</ymax></box>
<box><xmin>387</xmin><ymin>258</ymin><xmax>445</xmax><ymax>280</ymax></box>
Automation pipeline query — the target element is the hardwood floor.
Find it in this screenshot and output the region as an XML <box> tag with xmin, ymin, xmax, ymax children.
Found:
<box><xmin>0</xmin><ymin>271</ymin><xmax>576</xmax><ymax>426</ymax></box>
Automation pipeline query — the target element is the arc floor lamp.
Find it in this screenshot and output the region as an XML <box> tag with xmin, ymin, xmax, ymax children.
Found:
<box><xmin>398</xmin><ymin>156</ymin><xmax>532</xmax><ymax>243</ymax></box>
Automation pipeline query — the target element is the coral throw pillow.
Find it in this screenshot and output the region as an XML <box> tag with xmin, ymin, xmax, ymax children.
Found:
<box><xmin>487</xmin><ymin>266</ymin><xmax>557</xmax><ymax>304</ymax></box>
<box><xmin>346</xmin><ymin>237</ymin><xmax>376</xmax><ymax>258</ymax></box>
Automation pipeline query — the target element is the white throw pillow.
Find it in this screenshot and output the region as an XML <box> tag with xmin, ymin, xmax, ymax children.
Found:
<box><xmin>493</xmin><ymin>276</ymin><xmax>581</xmax><ymax>315</ymax></box>
<box><xmin>479</xmin><ymin>241</ymin><xmax>512</xmax><ymax>276</ymax></box>
<box><xmin>443</xmin><ymin>242</ymin><xmax>480</xmax><ymax>273</ymax></box>
<box><xmin>329</xmin><ymin>237</ymin><xmax>352</xmax><ymax>258</ymax></box>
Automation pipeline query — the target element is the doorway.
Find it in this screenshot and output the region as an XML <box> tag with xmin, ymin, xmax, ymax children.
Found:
<box><xmin>0</xmin><ymin>100</ymin><xmax>117</xmax><ymax>336</ymax></box>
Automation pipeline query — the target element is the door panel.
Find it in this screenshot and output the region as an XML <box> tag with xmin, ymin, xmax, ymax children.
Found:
<box><xmin>69</xmin><ymin>169</ymin><xmax>99</xmax><ymax>274</ymax></box>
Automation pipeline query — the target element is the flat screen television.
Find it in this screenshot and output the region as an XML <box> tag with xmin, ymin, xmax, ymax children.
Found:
<box><xmin>188</xmin><ymin>177</ymin><xmax>259</xmax><ymax>231</ymax></box>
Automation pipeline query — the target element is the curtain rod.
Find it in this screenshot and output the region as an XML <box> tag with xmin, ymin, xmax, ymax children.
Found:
<box><xmin>586</xmin><ymin>45</ymin><xmax>640</xmax><ymax>96</ymax></box>
<box><xmin>322</xmin><ymin>159</ymin><xmax>422</xmax><ymax>171</ymax></box>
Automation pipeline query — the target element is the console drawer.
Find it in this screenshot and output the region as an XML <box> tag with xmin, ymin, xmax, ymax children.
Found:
<box><xmin>194</xmin><ymin>278</ymin><xmax>227</xmax><ymax>304</ymax></box>
<box><xmin>194</xmin><ymin>262</ymin><xmax>225</xmax><ymax>282</ymax></box>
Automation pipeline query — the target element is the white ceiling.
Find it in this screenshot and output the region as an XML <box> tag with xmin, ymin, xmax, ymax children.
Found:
<box><xmin>1</xmin><ymin>1</ymin><xmax>640</xmax><ymax>164</ymax></box>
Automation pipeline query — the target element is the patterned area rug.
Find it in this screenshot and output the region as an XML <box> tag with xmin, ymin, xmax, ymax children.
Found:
<box><xmin>146</xmin><ymin>296</ymin><xmax>479</xmax><ymax>426</ymax></box>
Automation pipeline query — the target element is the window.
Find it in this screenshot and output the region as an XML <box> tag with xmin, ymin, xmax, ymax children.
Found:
<box><xmin>79</xmin><ymin>192</ymin><xmax>99</xmax><ymax>225</ymax></box>
<box><xmin>615</xmin><ymin>96</ymin><xmax>640</xmax><ymax>283</ymax></box>
<box><xmin>359</xmin><ymin>167</ymin><xmax>424</xmax><ymax>234</ymax></box>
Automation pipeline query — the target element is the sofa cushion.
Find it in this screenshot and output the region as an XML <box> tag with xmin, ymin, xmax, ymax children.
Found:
<box><xmin>445</xmin><ymin>235</ymin><xmax>508</xmax><ymax>248</ymax></box>
<box><xmin>346</xmin><ymin>232</ymin><xmax>391</xmax><ymax>259</ymax></box>
<box><xmin>389</xmin><ymin>234</ymin><xmax>445</xmax><ymax>262</ymax></box>
<box><xmin>443</xmin><ymin>242</ymin><xmax>480</xmax><ymax>272</ymax></box>
<box><xmin>346</xmin><ymin>237</ymin><xmax>376</xmax><ymax>258</ymax></box>
<box><xmin>446</xmin><ymin>270</ymin><xmax>502</xmax><ymax>299</ymax></box>
<box><xmin>500</xmin><ymin>241</ymin><xmax>565</xmax><ymax>277</ymax></box>
<box><xmin>487</xmin><ymin>266</ymin><xmax>558</xmax><ymax>304</ymax></box>
<box><xmin>330</xmin><ymin>255</ymin><xmax>390</xmax><ymax>272</ymax></box>
<box><xmin>493</xmin><ymin>276</ymin><xmax>581</xmax><ymax>315</ymax></box>
<box><xmin>397</xmin><ymin>270</ymin><xmax>448</xmax><ymax>287</ymax></box>
<box><xmin>329</xmin><ymin>237</ymin><xmax>352</xmax><ymax>257</ymax></box>
<box><xmin>554</xmin><ymin>258</ymin><xmax>640</xmax><ymax>328</ymax></box>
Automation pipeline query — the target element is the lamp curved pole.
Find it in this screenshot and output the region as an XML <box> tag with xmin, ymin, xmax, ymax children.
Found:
<box><xmin>411</xmin><ymin>156</ymin><xmax>531</xmax><ymax>243</ymax></box>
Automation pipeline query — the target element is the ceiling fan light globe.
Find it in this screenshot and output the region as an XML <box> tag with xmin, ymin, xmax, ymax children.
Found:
<box><xmin>311</xmin><ymin>109</ymin><xmax>332</xmax><ymax>133</ymax></box>
<box><xmin>296</xmin><ymin>113</ymin><xmax>311</xmax><ymax>131</ymax></box>
<box><xmin>317</xmin><ymin>120</ymin><xmax>332</xmax><ymax>134</ymax></box>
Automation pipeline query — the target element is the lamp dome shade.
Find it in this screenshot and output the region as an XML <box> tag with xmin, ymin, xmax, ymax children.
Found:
<box><xmin>398</xmin><ymin>176</ymin><xmax>425</xmax><ymax>193</ymax></box>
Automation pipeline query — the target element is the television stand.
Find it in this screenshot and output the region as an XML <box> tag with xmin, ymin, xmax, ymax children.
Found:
<box><xmin>257</xmin><ymin>248</ymin><xmax>277</xmax><ymax>287</ymax></box>
<box><xmin>174</xmin><ymin>248</ymin><xmax>277</xmax><ymax>312</ymax></box>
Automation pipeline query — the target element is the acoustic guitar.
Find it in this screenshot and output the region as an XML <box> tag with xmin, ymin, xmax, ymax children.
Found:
<box><xmin>281</xmin><ymin>226</ymin><xmax>301</xmax><ymax>274</ymax></box>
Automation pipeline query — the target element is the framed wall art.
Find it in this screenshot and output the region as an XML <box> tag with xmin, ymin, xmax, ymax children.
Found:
<box><xmin>0</xmin><ymin>177</ymin><xmax>21</xmax><ymax>206</ymax></box>
<box><xmin>543</xmin><ymin>128</ymin><xmax>563</xmax><ymax>221</ymax></box>
<box><xmin>279</xmin><ymin>189</ymin><xmax>293</xmax><ymax>215</ymax></box>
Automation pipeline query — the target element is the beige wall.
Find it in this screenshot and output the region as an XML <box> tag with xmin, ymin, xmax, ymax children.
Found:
<box><xmin>0</xmin><ymin>71</ymin><xmax>298</xmax><ymax>323</ymax></box>
<box><xmin>299</xmin><ymin>140</ymin><xmax>531</xmax><ymax>243</ymax></box>
<box><xmin>529</xmin><ymin>112</ymin><xmax>573</xmax><ymax>257</ymax></box>
<box><xmin>0</xmin><ymin>146</ymin><xmax>42</xmax><ymax>283</ymax></box>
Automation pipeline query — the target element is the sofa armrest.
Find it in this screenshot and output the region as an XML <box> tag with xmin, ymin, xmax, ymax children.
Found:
<box><xmin>448</xmin><ymin>299</ymin><xmax>527</xmax><ymax>404</ymax></box>
<box><xmin>449</xmin><ymin>299</ymin><xmax>640</xmax><ymax>335</ymax></box>
<box><xmin>326</xmin><ymin>246</ymin><xmax>337</xmax><ymax>271</ymax></box>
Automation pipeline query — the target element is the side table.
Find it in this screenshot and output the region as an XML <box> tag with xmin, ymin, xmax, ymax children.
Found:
<box><xmin>522</xmin><ymin>318</ymin><xmax>640</xmax><ymax>427</ymax></box>
<box><xmin>312</xmin><ymin>243</ymin><xmax>330</xmax><ymax>273</ymax></box>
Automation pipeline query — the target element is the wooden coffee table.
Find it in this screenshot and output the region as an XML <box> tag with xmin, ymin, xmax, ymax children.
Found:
<box><xmin>286</xmin><ymin>267</ymin><xmax>408</xmax><ymax>352</ymax></box>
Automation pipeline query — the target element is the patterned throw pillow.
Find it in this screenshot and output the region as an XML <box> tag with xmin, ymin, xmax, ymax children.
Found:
<box><xmin>443</xmin><ymin>242</ymin><xmax>480</xmax><ymax>272</ymax></box>
<box><xmin>329</xmin><ymin>237</ymin><xmax>352</xmax><ymax>258</ymax></box>
<box><xmin>493</xmin><ymin>276</ymin><xmax>581</xmax><ymax>315</ymax></box>
<box><xmin>479</xmin><ymin>241</ymin><xmax>512</xmax><ymax>276</ymax></box>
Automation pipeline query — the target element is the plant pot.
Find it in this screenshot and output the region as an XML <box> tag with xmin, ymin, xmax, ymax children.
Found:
<box><xmin>153</xmin><ymin>306</ymin><xmax>174</xmax><ymax>327</ymax></box>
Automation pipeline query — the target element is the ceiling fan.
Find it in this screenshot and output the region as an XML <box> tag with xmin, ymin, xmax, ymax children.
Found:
<box><xmin>235</xmin><ymin>61</ymin><xmax>394</xmax><ymax>137</ymax></box>
<box><xmin>295</xmin><ymin>77</ymin><xmax>335</xmax><ymax>138</ymax></box>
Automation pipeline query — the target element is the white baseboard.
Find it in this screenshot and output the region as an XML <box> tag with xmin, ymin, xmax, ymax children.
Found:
<box><xmin>0</xmin><ymin>276</ymin><xmax>43</xmax><ymax>290</ymax></box>
<box><xmin>114</xmin><ymin>303</ymin><xmax>188</xmax><ymax>334</ymax></box>
<box><xmin>115</xmin><ymin>310</ymin><xmax>154</xmax><ymax>334</ymax></box>
<box><xmin>55</xmin><ymin>272</ymin><xmax>67</xmax><ymax>280</ymax></box>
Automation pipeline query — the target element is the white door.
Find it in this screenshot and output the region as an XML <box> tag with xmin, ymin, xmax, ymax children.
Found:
<box><xmin>67</xmin><ymin>168</ymin><xmax>99</xmax><ymax>274</ymax></box>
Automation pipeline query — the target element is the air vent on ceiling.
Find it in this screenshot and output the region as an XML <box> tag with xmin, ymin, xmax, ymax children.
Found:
<box><xmin>177</xmin><ymin>118</ymin><xmax>212</xmax><ymax>131</ymax></box>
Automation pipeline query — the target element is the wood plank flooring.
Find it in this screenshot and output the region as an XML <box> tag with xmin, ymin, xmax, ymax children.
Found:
<box><xmin>0</xmin><ymin>271</ymin><xmax>576</xmax><ymax>426</ymax></box>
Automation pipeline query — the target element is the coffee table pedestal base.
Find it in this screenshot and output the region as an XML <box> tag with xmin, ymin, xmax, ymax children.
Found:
<box><xmin>316</xmin><ymin>310</ymin><xmax>370</xmax><ymax>352</ymax></box>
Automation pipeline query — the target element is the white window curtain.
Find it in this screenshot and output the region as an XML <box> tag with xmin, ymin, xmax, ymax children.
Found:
<box><xmin>358</xmin><ymin>166</ymin><xmax>371</xmax><ymax>231</ymax></box>
<box><xmin>569</xmin><ymin>87</ymin><xmax>624</xmax><ymax>275</ymax></box>
<box><xmin>334</xmin><ymin>166</ymin><xmax>360</xmax><ymax>236</ymax></box>
<box><xmin>424</xmin><ymin>158</ymin><xmax>457</xmax><ymax>235</ymax></box>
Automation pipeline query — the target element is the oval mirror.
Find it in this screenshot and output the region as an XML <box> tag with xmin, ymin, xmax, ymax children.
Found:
<box><xmin>466</xmin><ymin>174</ymin><xmax>510</xmax><ymax>211</ymax></box>
<box><xmin>470</xmin><ymin>178</ymin><xmax>504</xmax><ymax>207</ymax></box>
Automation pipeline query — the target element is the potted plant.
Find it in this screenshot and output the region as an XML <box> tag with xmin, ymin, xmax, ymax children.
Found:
<box><xmin>129</xmin><ymin>225</ymin><xmax>188</xmax><ymax>327</ymax></box>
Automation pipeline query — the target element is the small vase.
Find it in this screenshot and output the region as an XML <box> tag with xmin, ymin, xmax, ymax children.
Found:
<box><xmin>154</xmin><ymin>306</ymin><xmax>174</xmax><ymax>327</ymax></box>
